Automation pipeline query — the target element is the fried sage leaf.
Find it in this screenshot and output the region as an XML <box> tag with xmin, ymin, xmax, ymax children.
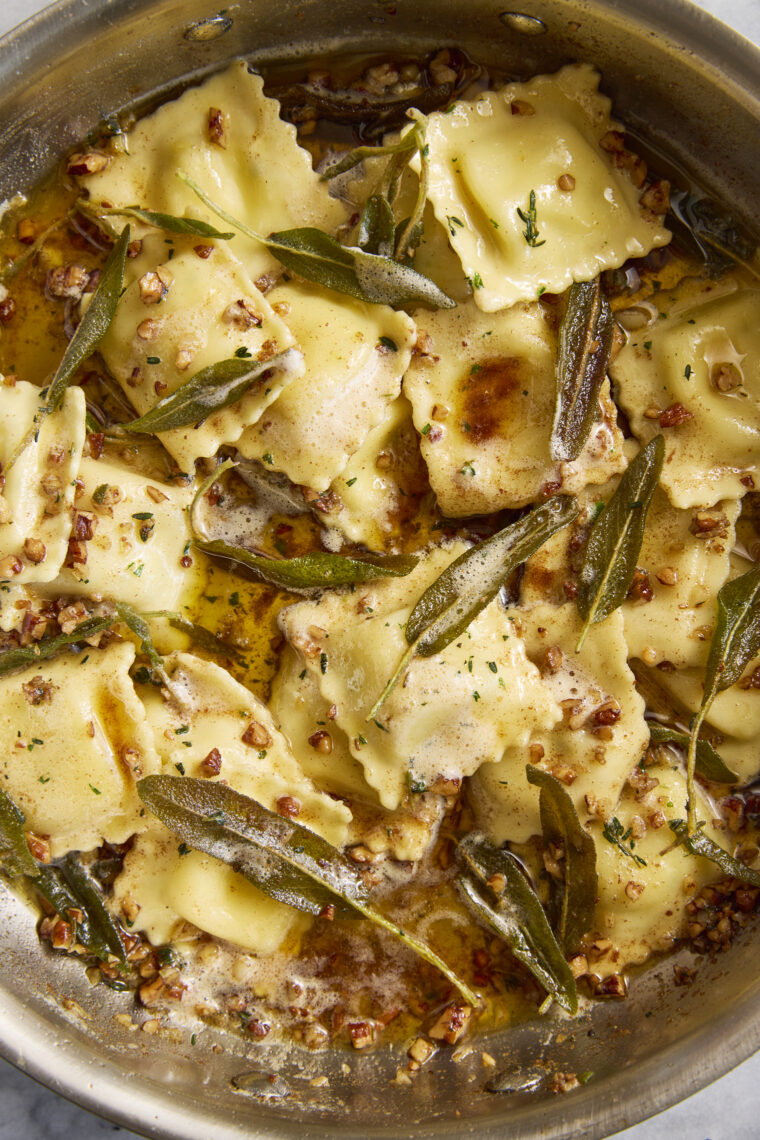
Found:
<box><xmin>369</xmin><ymin>495</ymin><xmax>578</xmax><ymax>720</ymax></box>
<box><xmin>138</xmin><ymin>776</ymin><xmax>477</xmax><ymax>1005</ymax></box>
<box><xmin>92</xmin><ymin>204</ymin><xmax>234</xmax><ymax>240</ymax></box>
<box><xmin>357</xmin><ymin>193</ymin><xmax>396</xmax><ymax>258</ymax></box>
<box><xmin>115</xmin><ymin>602</ymin><xmax>164</xmax><ymax>671</ymax></box>
<box><xmin>648</xmin><ymin>723</ymin><xmax>738</xmax><ymax>784</ymax></box>
<box><xmin>576</xmin><ymin>434</ymin><xmax>664</xmax><ymax>650</ymax></box>
<box><xmin>122</xmin><ymin>354</ymin><xmax>291</xmax><ymax>435</ymax></box>
<box><xmin>526</xmin><ymin>765</ymin><xmax>597</xmax><ymax>953</ymax></box>
<box><xmin>320</xmin><ymin>134</ymin><xmax>418</xmax><ymax>181</ymax></box>
<box><xmin>178</xmin><ymin>171</ymin><xmax>455</xmax><ymax>310</ymax></box>
<box><xmin>58</xmin><ymin>854</ymin><xmax>129</xmax><ymax>966</ymax></box>
<box><xmin>551</xmin><ymin>278</ymin><xmax>614</xmax><ymax>463</ymax></box>
<box><xmin>686</xmin><ymin>561</ymin><xmax>760</xmax><ymax>830</ymax></box>
<box><xmin>45</xmin><ymin>226</ymin><xmax>131</xmax><ymax>414</ymax></box>
<box><xmin>0</xmin><ymin>788</ymin><xmax>128</xmax><ymax>965</ymax></box>
<box><xmin>669</xmin><ymin>190</ymin><xmax>759</xmax><ymax>279</ymax></box>
<box><xmin>0</xmin><ymin>616</ymin><xmax>114</xmax><ymax>679</ymax></box>
<box><xmin>196</xmin><ymin>538</ymin><xmax>417</xmax><ymax>592</ymax></box>
<box><xmin>167</xmin><ymin>617</ymin><xmax>246</xmax><ymax>665</ymax></box>
<box><xmin>669</xmin><ymin>820</ymin><xmax>760</xmax><ymax>887</ymax></box>
<box><xmin>455</xmin><ymin>833</ymin><xmax>577</xmax><ymax>1013</ymax></box>
<box><xmin>0</xmin><ymin>788</ymin><xmax>38</xmax><ymax>878</ymax></box>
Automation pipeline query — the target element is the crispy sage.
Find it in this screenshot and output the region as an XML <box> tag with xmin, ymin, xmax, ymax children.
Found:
<box><xmin>115</xmin><ymin>602</ymin><xmax>164</xmax><ymax>672</ymax></box>
<box><xmin>138</xmin><ymin>776</ymin><xmax>477</xmax><ymax>1005</ymax></box>
<box><xmin>90</xmin><ymin>204</ymin><xmax>235</xmax><ymax>240</ymax></box>
<box><xmin>455</xmin><ymin>833</ymin><xmax>577</xmax><ymax>1013</ymax></box>
<box><xmin>178</xmin><ymin>171</ymin><xmax>455</xmax><ymax>310</ymax></box>
<box><xmin>526</xmin><ymin>765</ymin><xmax>597</xmax><ymax>953</ymax></box>
<box><xmin>167</xmin><ymin>616</ymin><xmax>246</xmax><ymax>664</ymax></box>
<box><xmin>686</xmin><ymin>562</ymin><xmax>760</xmax><ymax>831</ymax></box>
<box><xmin>669</xmin><ymin>820</ymin><xmax>760</xmax><ymax>887</ymax></box>
<box><xmin>45</xmin><ymin>226</ymin><xmax>131</xmax><ymax>414</ymax></box>
<box><xmin>648</xmin><ymin>723</ymin><xmax>738</xmax><ymax>784</ymax></box>
<box><xmin>320</xmin><ymin>134</ymin><xmax>418</xmax><ymax>181</ymax></box>
<box><xmin>358</xmin><ymin>194</ymin><xmax>396</xmax><ymax>258</ymax></box>
<box><xmin>122</xmin><ymin>354</ymin><xmax>292</xmax><ymax>435</ymax></box>
<box><xmin>0</xmin><ymin>788</ymin><xmax>128</xmax><ymax>966</ymax></box>
<box><xmin>550</xmin><ymin>278</ymin><xmax>614</xmax><ymax>463</ymax></box>
<box><xmin>369</xmin><ymin>495</ymin><xmax>578</xmax><ymax>720</ymax></box>
<box><xmin>0</xmin><ymin>616</ymin><xmax>114</xmax><ymax>679</ymax></box>
<box><xmin>576</xmin><ymin>435</ymin><xmax>664</xmax><ymax>650</ymax></box>
<box><xmin>196</xmin><ymin>538</ymin><xmax>418</xmax><ymax>592</ymax></box>
<box><xmin>669</xmin><ymin>190</ymin><xmax>759</xmax><ymax>280</ymax></box>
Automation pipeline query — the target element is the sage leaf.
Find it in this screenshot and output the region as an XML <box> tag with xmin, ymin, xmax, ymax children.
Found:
<box><xmin>178</xmin><ymin>171</ymin><xmax>455</xmax><ymax>310</ymax></box>
<box><xmin>93</xmin><ymin>204</ymin><xmax>234</xmax><ymax>240</ymax></box>
<box><xmin>45</xmin><ymin>226</ymin><xmax>131</xmax><ymax>414</ymax></box>
<box><xmin>669</xmin><ymin>820</ymin><xmax>760</xmax><ymax>887</ymax></box>
<box><xmin>686</xmin><ymin>561</ymin><xmax>760</xmax><ymax>830</ymax></box>
<box><xmin>669</xmin><ymin>190</ymin><xmax>759</xmax><ymax>280</ymax></box>
<box><xmin>358</xmin><ymin>194</ymin><xmax>396</xmax><ymax>258</ymax></box>
<box><xmin>122</xmin><ymin>354</ymin><xmax>291</xmax><ymax>435</ymax></box>
<box><xmin>58</xmin><ymin>854</ymin><xmax>129</xmax><ymax>966</ymax></box>
<box><xmin>0</xmin><ymin>789</ymin><xmax>127</xmax><ymax>965</ymax></box>
<box><xmin>0</xmin><ymin>788</ymin><xmax>38</xmax><ymax>878</ymax></box>
<box><xmin>369</xmin><ymin>495</ymin><xmax>578</xmax><ymax>720</ymax></box>
<box><xmin>0</xmin><ymin>616</ymin><xmax>114</xmax><ymax>679</ymax></box>
<box><xmin>138</xmin><ymin>775</ymin><xmax>477</xmax><ymax>1005</ymax></box>
<box><xmin>526</xmin><ymin>765</ymin><xmax>597</xmax><ymax>953</ymax></box>
<box><xmin>455</xmin><ymin>833</ymin><xmax>577</xmax><ymax>1013</ymax></box>
<box><xmin>196</xmin><ymin>538</ymin><xmax>418</xmax><ymax>592</ymax></box>
<box><xmin>551</xmin><ymin>278</ymin><xmax>614</xmax><ymax>462</ymax></box>
<box><xmin>648</xmin><ymin>723</ymin><xmax>738</xmax><ymax>784</ymax></box>
<box><xmin>167</xmin><ymin>617</ymin><xmax>246</xmax><ymax>664</ymax></box>
<box><xmin>320</xmin><ymin>134</ymin><xmax>418</xmax><ymax>181</ymax></box>
<box><xmin>115</xmin><ymin>602</ymin><xmax>164</xmax><ymax>671</ymax></box>
<box><xmin>576</xmin><ymin>435</ymin><xmax>664</xmax><ymax>650</ymax></box>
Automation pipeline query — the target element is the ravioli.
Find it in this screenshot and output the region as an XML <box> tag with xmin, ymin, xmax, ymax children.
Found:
<box><xmin>98</xmin><ymin>236</ymin><xmax>301</xmax><ymax>470</ymax></box>
<box><xmin>278</xmin><ymin>543</ymin><xmax>560</xmax><ymax>810</ymax></box>
<box><xmin>236</xmin><ymin>280</ymin><xmax>415</xmax><ymax>492</ymax></box>
<box><xmin>470</xmin><ymin>605</ymin><xmax>648</xmax><ymax>844</ymax></box>
<box><xmin>403</xmin><ymin>297</ymin><xmax>625</xmax><ymax>514</ymax></box>
<box><xmin>48</xmin><ymin>456</ymin><xmax>197</xmax><ymax>612</ymax></box>
<box><xmin>77</xmin><ymin>61</ymin><xmax>348</xmax><ymax>278</ymax></box>
<box><xmin>0</xmin><ymin>641</ymin><xmax>159</xmax><ymax>857</ymax></box>
<box><xmin>419</xmin><ymin>64</ymin><xmax>670</xmax><ymax>311</ymax></box>
<box><xmin>612</xmin><ymin>279</ymin><xmax>760</xmax><ymax>507</ymax></box>
<box><xmin>0</xmin><ymin>381</ymin><xmax>85</xmax><ymax>584</ymax></box>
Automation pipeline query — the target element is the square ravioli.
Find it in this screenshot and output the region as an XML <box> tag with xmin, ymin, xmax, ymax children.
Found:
<box><xmin>612</xmin><ymin>279</ymin><xmax>760</xmax><ymax>507</ymax></box>
<box><xmin>419</xmin><ymin>64</ymin><xmax>670</xmax><ymax>311</ymax></box>
<box><xmin>404</xmin><ymin>298</ymin><xmax>624</xmax><ymax>514</ymax></box>
<box><xmin>77</xmin><ymin>61</ymin><xmax>348</xmax><ymax>280</ymax></box>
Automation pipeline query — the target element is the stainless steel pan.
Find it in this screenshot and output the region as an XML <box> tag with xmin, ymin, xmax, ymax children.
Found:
<box><xmin>0</xmin><ymin>2</ymin><xmax>759</xmax><ymax>1137</ymax></box>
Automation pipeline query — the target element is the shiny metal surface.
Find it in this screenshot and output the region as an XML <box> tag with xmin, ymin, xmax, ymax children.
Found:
<box><xmin>0</xmin><ymin>2</ymin><xmax>759</xmax><ymax>1137</ymax></box>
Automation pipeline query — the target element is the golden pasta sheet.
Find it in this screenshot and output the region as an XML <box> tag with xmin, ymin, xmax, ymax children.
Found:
<box><xmin>77</xmin><ymin>61</ymin><xmax>348</xmax><ymax>278</ymax></box>
<box><xmin>470</xmin><ymin>605</ymin><xmax>648</xmax><ymax>844</ymax></box>
<box><xmin>404</xmin><ymin>298</ymin><xmax>624</xmax><ymax>514</ymax></box>
<box><xmin>0</xmin><ymin>381</ymin><xmax>85</xmax><ymax>584</ymax></box>
<box><xmin>590</xmin><ymin>762</ymin><xmax>722</xmax><ymax>974</ymax></box>
<box><xmin>236</xmin><ymin>281</ymin><xmax>415</xmax><ymax>492</ymax></box>
<box><xmin>278</xmin><ymin>543</ymin><xmax>559</xmax><ymax>811</ymax></box>
<box><xmin>270</xmin><ymin>646</ymin><xmax>446</xmax><ymax>862</ymax></box>
<box><xmin>0</xmin><ymin>641</ymin><xmax>159</xmax><ymax>857</ymax></box>
<box><xmin>612</xmin><ymin>278</ymin><xmax>760</xmax><ymax>507</ymax></box>
<box><xmin>48</xmin><ymin>456</ymin><xmax>197</xmax><ymax>612</ymax></box>
<box><xmin>419</xmin><ymin>64</ymin><xmax>670</xmax><ymax>311</ymax></box>
<box><xmin>99</xmin><ymin>236</ymin><xmax>301</xmax><ymax>469</ymax></box>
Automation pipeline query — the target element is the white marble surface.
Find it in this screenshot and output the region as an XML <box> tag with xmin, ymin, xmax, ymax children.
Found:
<box><xmin>1</xmin><ymin>0</ymin><xmax>759</xmax><ymax>1137</ymax></box>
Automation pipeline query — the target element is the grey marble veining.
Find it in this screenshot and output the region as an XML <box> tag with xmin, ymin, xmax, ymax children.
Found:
<box><xmin>1</xmin><ymin>0</ymin><xmax>759</xmax><ymax>1135</ymax></box>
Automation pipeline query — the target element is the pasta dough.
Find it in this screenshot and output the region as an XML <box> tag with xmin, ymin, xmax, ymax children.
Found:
<box><xmin>419</xmin><ymin>64</ymin><xmax>670</xmax><ymax>311</ymax></box>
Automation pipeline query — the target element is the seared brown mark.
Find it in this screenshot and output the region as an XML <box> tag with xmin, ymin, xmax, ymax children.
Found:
<box><xmin>459</xmin><ymin>357</ymin><xmax>527</xmax><ymax>444</ymax></box>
